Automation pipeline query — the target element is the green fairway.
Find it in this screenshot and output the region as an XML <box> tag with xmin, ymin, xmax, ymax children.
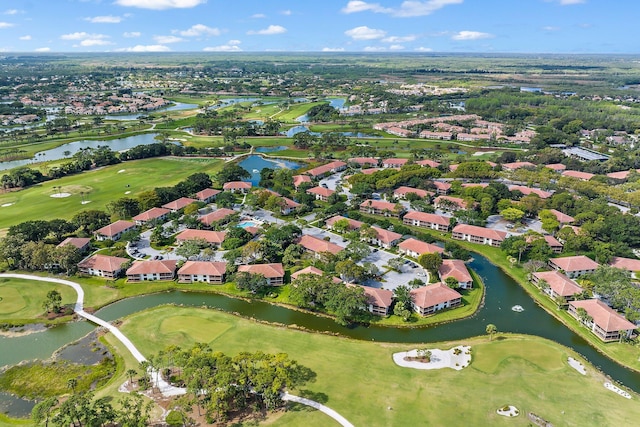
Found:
<box><xmin>0</xmin><ymin>157</ymin><xmax>224</xmax><ymax>231</ymax></box>
<box><xmin>0</xmin><ymin>278</ymin><xmax>76</xmax><ymax>323</ymax></box>
<box><xmin>118</xmin><ymin>306</ymin><xmax>640</xmax><ymax>427</ymax></box>
<box><xmin>271</xmin><ymin>102</ymin><xmax>325</xmax><ymax>123</ymax></box>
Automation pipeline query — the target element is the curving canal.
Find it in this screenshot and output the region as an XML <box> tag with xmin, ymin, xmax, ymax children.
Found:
<box><xmin>1</xmin><ymin>255</ymin><xmax>639</xmax><ymax>417</ymax></box>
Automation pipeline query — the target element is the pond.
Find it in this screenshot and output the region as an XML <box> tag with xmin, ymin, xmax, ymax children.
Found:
<box><xmin>254</xmin><ymin>146</ymin><xmax>288</xmax><ymax>153</ymax></box>
<box><xmin>283</xmin><ymin>125</ymin><xmax>380</xmax><ymax>138</ymax></box>
<box><xmin>0</xmin><ymin>133</ymin><xmax>164</xmax><ymax>172</ymax></box>
<box><xmin>238</xmin><ymin>155</ymin><xmax>303</xmax><ymax>186</ymax></box>
<box><xmin>1</xmin><ymin>254</ymin><xmax>640</xmax><ymax>396</ymax></box>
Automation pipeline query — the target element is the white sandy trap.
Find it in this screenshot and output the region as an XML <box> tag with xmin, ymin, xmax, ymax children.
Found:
<box><xmin>393</xmin><ymin>345</ymin><xmax>471</xmax><ymax>370</ymax></box>
<box><xmin>1</xmin><ymin>203</ymin><xmax>14</xmax><ymax>207</ymax></box>
<box><xmin>605</xmin><ymin>382</ymin><xmax>632</xmax><ymax>399</ymax></box>
<box><xmin>50</xmin><ymin>192</ymin><xmax>71</xmax><ymax>198</ymax></box>
<box><xmin>497</xmin><ymin>405</ymin><xmax>519</xmax><ymax>417</ymax></box>
<box><xmin>568</xmin><ymin>357</ymin><xmax>586</xmax><ymax>375</ymax></box>
<box><xmin>118</xmin><ymin>169</ymin><xmax>126</xmax><ymax>173</ymax></box>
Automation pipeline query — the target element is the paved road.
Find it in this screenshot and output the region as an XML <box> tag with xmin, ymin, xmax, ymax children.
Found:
<box><xmin>282</xmin><ymin>392</ymin><xmax>355</xmax><ymax>427</ymax></box>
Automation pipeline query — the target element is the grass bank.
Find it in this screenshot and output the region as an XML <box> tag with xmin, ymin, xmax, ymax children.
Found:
<box><xmin>0</xmin><ymin>278</ymin><xmax>76</xmax><ymax>325</ymax></box>
<box><xmin>114</xmin><ymin>305</ymin><xmax>640</xmax><ymax>427</ymax></box>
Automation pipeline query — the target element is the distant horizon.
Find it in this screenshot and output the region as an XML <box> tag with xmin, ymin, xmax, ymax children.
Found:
<box><xmin>1</xmin><ymin>1</ymin><xmax>638</xmax><ymax>55</ymax></box>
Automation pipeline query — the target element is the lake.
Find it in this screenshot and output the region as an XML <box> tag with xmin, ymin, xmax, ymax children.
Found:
<box><xmin>0</xmin><ymin>133</ymin><xmax>164</xmax><ymax>172</ymax></box>
<box><xmin>104</xmin><ymin>102</ymin><xmax>199</xmax><ymax>121</ymax></box>
<box><xmin>238</xmin><ymin>155</ymin><xmax>303</xmax><ymax>186</ymax></box>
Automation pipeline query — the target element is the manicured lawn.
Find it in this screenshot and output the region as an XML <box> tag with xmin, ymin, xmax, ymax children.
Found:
<box><xmin>0</xmin><ymin>157</ymin><xmax>224</xmax><ymax>231</ymax></box>
<box><xmin>0</xmin><ymin>278</ymin><xmax>76</xmax><ymax>324</ymax></box>
<box><xmin>117</xmin><ymin>306</ymin><xmax>640</xmax><ymax>427</ymax></box>
<box><xmin>271</xmin><ymin>102</ymin><xmax>325</xmax><ymax>123</ymax></box>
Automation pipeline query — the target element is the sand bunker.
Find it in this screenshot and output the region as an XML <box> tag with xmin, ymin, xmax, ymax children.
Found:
<box><xmin>118</xmin><ymin>169</ymin><xmax>126</xmax><ymax>173</ymax></box>
<box><xmin>125</xmin><ymin>191</ymin><xmax>131</xmax><ymax>194</ymax></box>
<box><xmin>568</xmin><ymin>357</ymin><xmax>586</xmax><ymax>375</ymax></box>
<box><xmin>81</xmin><ymin>201</ymin><xmax>92</xmax><ymax>205</ymax></box>
<box><xmin>393</xmin><ymin>345</ymin><xmax>471</xmax><ymax>371</ymax></box>
<box><xmin>50</xmin><ymin>192</ymin><xmax>71</xmax><ymax>198</ymax></box>
<box><xmin>497</xmin><ymin>405</ymin><xmax>519</xmax><ymax>417</ymax></box>
<box><xmin>604</xmin><ymin>382</ymin><xmax>632</xmax><ymax>399</ymax></box>
<box><xmin>1</xmin><ymin>203</ymin><xmax>14</xmax><ymax>207</ymax></box>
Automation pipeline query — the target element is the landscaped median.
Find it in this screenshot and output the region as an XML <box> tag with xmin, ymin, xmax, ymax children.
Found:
<box><xmin>112</xmin><ymin>305</ymin><xmax>640</xmax><ymax>427</ymax></box>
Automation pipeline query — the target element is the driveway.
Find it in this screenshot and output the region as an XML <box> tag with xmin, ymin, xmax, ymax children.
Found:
<box><xmin>361</xmin><ymin>249</ymin><xmax>427</xmax><ymax>292</ymax></box>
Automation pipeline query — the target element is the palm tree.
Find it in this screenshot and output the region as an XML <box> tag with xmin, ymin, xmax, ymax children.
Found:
<box><xmin>486</xmin><ymin>323</ymin><xmax>497</xmax><ymax>341</ymax></box>
<box><xmin>67</xmin><ymin>378</ymin><xmax>77</xmax><ymax>393</ymax></box>
<box><xmin>126</xmin><ymin>369</ymin><xmax>137</xmax><ymax>386</ymax></box>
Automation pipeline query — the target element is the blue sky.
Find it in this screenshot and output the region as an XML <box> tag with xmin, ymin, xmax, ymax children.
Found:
<box><xmin>0</xmin><ymin>0</ymin><xmax>636</xmax><ymax>54</ymax></box>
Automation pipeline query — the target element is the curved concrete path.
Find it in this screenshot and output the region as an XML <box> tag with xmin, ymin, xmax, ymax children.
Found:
<box><xmin>2</xmin><ymin>273</ymin><xmax>354</xmax><ymax>426</ymax></box>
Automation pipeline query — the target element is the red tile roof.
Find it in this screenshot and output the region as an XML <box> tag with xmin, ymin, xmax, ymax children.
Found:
<box><xmin>96</xmin><ymin>220</ymin><xmax>136</xmax><ymax>237</ymax></box>
<box><xmin>399</xmin><ymin>238</ymin><xmax>444</xmax><ymax>255</ymax></box>
<box><xmin>178</xmin><ymin>261</ymin><xmax>227</xmax><ymax>276</ymax></box>
<box><xmin>432</xmin><ymin>181</ymin><xmax>452</xmax><ymax>192</ymax></box>
<box><xmin>544</xmin><ymin>234</ymin><xmax>563</xmax><ymax>248</ymax></box>
<box><xmin>349</xmin><ymin>157</ymin><xmax>379</xmax><ymax>166</ymax></box>
<box><xmin>533</xmin><ymin>270</ymin><xmax>582</xmax><ymax>297</ymax></box>
<box><xmin>78</xmin><ymin>254</ymin><xmax>129</xmax><ymax>272</ymax></box>
<box><xmin>358</xmin><ymin>285</ymin><xmax>393</xmax><ymax>309</ymax></box>
<box><xmin>503</xmin><ymin>161</ymin><xmax>536</xmax><ymax>170</ymax></box>
<box><xmin>291</xmin><ymin>266</ymin><xmax>342</xmax><ymax>283</ymax></box>
<box><xmin>292</xmin><ymin>175</ymin><xmax>312</xmax><ymax>188</ymax></box>
<box><xmin>434</xmin><ymin>195</ymin><xmax>468</xmax><ymax>209</ymax></box>
<box><xmin>195</xmin><ymin>188</ymin><xmax>221</xmax><ymax>201</ymax></box>
<box><xmin>200</xmin><ymin>208</ymin><xmax>237</xmax><ymax>226</ymax></box>
<box><xmin>305</xmin><ymin>161</ymin><xmax>347</xmax><ymax>177</ymax></box>
<box><xmin>372</xmin><ymin>226</ymin><xmax>402</xmax><ymax>244</ymax></box>
<box><xmin>403</xmin><ymin>211</ymin><xmax>449</xmax><ymax>226</ymax></box>
<box><xmin>416</xmin><ymin>159</ymin><xmax>440</xmax><ymax>168</ymax></box>
<box><xmin>393</xmin><ymin>186</ymin><xmax>433</xmax><ymax>199</ymax></box>
<box><xmin>307</xmin><ymin>186</ymin><xmax>335</xmax><ymax>198</ymax></box>
<box><xmin>410</xmin><ymin>282</ymin><xmax>462</xmax><ymax>309</ymax></box>
<box><xmin>562</xmin><ymin>170</ymin><xmax>595</xmax><ymax>181</ymax></box>
<box><xmin>176</xmin><ymin>229</ymin><xmax>227</xmax><ymax>244</ymax></box>
<box><xmin>238</xmin><ymin>263</ymin><xmax>285</xmax><ymax>278</ymax></box>
<box><xmin>550</xmin><ymin>255</ymin><xmax>599</xmax><ymax>272</ymax></box>
<box><xmin>452</xmin><ymin>224</ymin><xmax>507</xmax><ymax>241</ymax></box>
<box><xmin>360</xmin><ymin>199</ymin><xmax>401</xmax><ymax>211</ymax></box>
<box><xmin>609</xmin><ymin>256</ymin><xmax>640</xmax><ymax>272</ymax></box>
<box><xmin>545</xmin><ymin>163</ymin><xmax>567</xmax><ymax>171</ymax></box>
<box><xmin>570</xmin><ymin>299</ymin><xmax>636</xmax><ymax>332</ymax></box>
<box><xmin>382</xmin><ymin>158</ymin><xmax>408</xmax><ymax>167</ymax></box>
<box><xmin>133</xmin><ymin>207</ymin><xmax>171</xmax><ymax>222</ymax></box>
<box><xmin>223</xmin><ymin>181</ymin><xmax>252</xmax><ymax>190</ymax></box>
<box><xmin>438</xmin><ymin>260</ymin><xmax>472</xmax><ymax>283</ymax></box>
<box><xmin>325</xmin><ymin>215</ymin><xmax>364</xmax><ymax>230</ymax></box>
<box><xmin>162</xmin><ymin>197</ymin><xmax>197</xmax><ymax>211</ymax></box>
<box><xmin>508</xmin><ymin>185</ymin><xmax>552</xmax><ymax>199</ymax></box>
<box><xmin>548</xmin><ymin>209</ymin><xmax>575</xmax><ymax>224</ymax></box>
<box><xmin>127</xmin><ymin>259</ymin><xmax>177</xmax><ymax>275</ymax></box>
<box><xmin>57</xmin><ymin>237</ymin><xmax>91</xmax><ymax>249</ymax></box>
<box><xmin>297</xmin><ymin>235</ymin><xmax>344</xmax><ymax>255</ymax></box>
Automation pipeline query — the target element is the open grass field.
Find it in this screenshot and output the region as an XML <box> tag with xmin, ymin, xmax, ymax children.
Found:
<box><xmin>114</xmin><ymin>305</ymin><xmax>640</xmax><ymax>427</ymax></box>
<box><xmin>271</xmin><ymin>102</ymin><xmax>325</xmax><ymax>123</ymax></box>
<box><xmin>0</xmin><ymin>157</ymin><xmax>224</xmax><ymax>231</ymax></box>
<box><xmin>0</xmin><ymin>278</ymin><xmax>76</xmax><ymax>324</ymax></box>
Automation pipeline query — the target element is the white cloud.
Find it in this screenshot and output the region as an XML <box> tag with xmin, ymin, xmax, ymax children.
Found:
<box><xmin>451</xmin><ymin>30</ymin><xmax>493</xmax><ymax>40</ymax></box>
<box><xmin>345</xmin><ymin>26</ymin><xmax>386</xmax><ymax>40</ymax></box>
<box><xmin>85</xmin><ymin>15</ymin><xmax>123</xmax><ymax>24</ymax></box>
<box><xmin>34</xmin><ymin>47</ymin><xmax>51</xmax><ymax>52</ymax></box>
<box><xmin>19</xmin><ymin>35</ymin><xmax>31</xmax><ymax>40</ymax></box>
<box><xmin>114</xmin><ymin>0</ymin><xmax>206</xmax><ymax>10</ymax></box>
<box><xmin>203</xmin><ymin>40</ymin><xmax>242</xmax><ymax>52</ymax></box>
<box><xmin>322</xmin><ymin>47</ymin><xmax>345</xmax><ymax>52</ymax></box>
<box><xmin>116</xmin><ymin>44</ymin><xmax>171</xmax><ymax>52</ymax></box>
<box><xmin>557</xmin><ymin>0</ymin><xmax>585</xmax><ymax>5</ymax></box>
<box><xmin>154</xmin><ymin>35</ymin><xmax>184</xmax><ymax>43</ymax></box>
<box><xmin>178</xmin><ymin>24</ymin><xmax>221</xmax><ymax>37</ymax></box>
<box><xmin>61</xmin><ymin>32</ymin><xmax>109</xmax><ymax>40</ymax></box>
<box><xmin>542</xmin><ymin>26</ymin><xmax>560</xmax><ymax>31</ymax></box>
<box><xmin>123</xmin><ymin>31</ymin><xmax>141</xmax><ymax>38</ymax></box>
<box><xmin>414</xmin><ymin>46</ymin><xmax>433</xmax><ymax>51</ymax></box>
<box><xmin>280</xmin><ymin>10</ymin><xmax>292</xmax><ymax>15</ymax></box>
<box><xmin>342</xmin><ymin>0</ymin><xmax>463</xmax><ymax>17</ymax></box>
<box><xmin>79</xmin><ymin>38</ymin><xmax>113</xmax><ymax>47</ymax></box>
<box><xmin>247</xmin><ymin>25</ymin><xmax>287</xmax><ymax>35</ymax></box>
<box><xmin>381</xmin><ymin>35</ymin><xmax>416</xmax><ymax>43</ymax></box>
<box><xmin>250</xmin><ymin>13</ymin><xmax>266</xmax><ymax>18</ymax></box>
<box><xmin>0</xmin><ymin>22</ymin><xmax>14</xmax><ymax>29</ymax></box>
<box><xmin>363</xmin><ymin>46</ymin><xmax>387</xmax><ymax>52</ymax></box>
<box><xmin>389</xmin><ymin>44</ymin><xmax>405</xmax><ymax>50</ymax></box>
<box><xmin>4</xmin><ymin>9</ymin><xmax>21</xmax><ymax>15</ymax></box>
